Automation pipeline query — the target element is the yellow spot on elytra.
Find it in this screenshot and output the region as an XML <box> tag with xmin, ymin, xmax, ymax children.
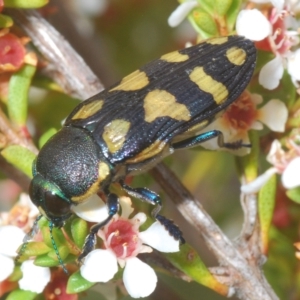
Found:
<box><xmin>185</xmin><ymin>120</ymin><xmax>209</xmax><ymax>133</ymax></box>
<box><xmin>72</xmin><ymin>100</ymin><xmax>104</xmax><ymax>120</ymax></box>
<box><xmin>98</xmin><ymin>161</ymin><xmax>110</xmax><ymax>181</ymax></box>
<box><xmin>226</xmin><ymin>47</ymin><xmax>247</xmax><ymax>65</ymax></box>
<box><xmin>189</xmin><ymin>67</ymin><xmax>228</xmax><ymax>104</ymax></box>
<box><xmin>144</xmin><ymin>90</ymin><xmax>191</xmax><ymax>122</ymax></box>
<box><xmin>102</xmin><ymin>119</ymin><xmax>131</xmax><ymax>153</ymax></box>
<box><xmin>71</xmin><ymin>161</ymin><xmax>110</xmax><ymax>202</ymax></box>
<box><xmin>109</xmin><ymin>70</ymin><xmax>149</xmax><ymax>91</ymax></box>
<box><xmin>126</xmin><ymin>140</ymin><xmax>167</xmax><ymax>163</ymax></box>
<box><xmin>161</xmin><ymin>51</ymin><xmax>189</xmax><ymax>63</ymax></box>
<box><xmin>206</xmin><ymin>37</ymin><xmax>228</xmax><ymax>45</ymax></box>
<box><xmin>172</xmin><ymin>120</ymin><xmax>210</xmax><ymax>143</ymax></box>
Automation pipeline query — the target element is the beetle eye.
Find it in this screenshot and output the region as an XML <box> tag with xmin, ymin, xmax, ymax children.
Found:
<box><xmin>44</xmin><ymin>191</ymin><xmax>71</xmax><ymax>217</ymax></box>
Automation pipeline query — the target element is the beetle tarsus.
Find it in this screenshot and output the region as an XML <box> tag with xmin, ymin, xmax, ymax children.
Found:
<box><xmin>78</xmin><ymin>232</ymin><xmax>97</xmax><ymax>265</ymax></box>
<box><xmin>15</xmin><ymin>215</ymin><xmax>43</xmax><ymax>264</ymax></box>
<box><xmin>156</xmin><ymin>214</ymin><xmax>185</xmax><ymax>244</ymax></box>
<box><xmin>121</xmin><ymin>182</ymin><xmax>185</xmax><ymax>244</ymax></box>
<box><xmin>78</xmin><ymin>193</ymin><xmax>120</xmax><ymax>264</ymax></box>
<box><xmin>172</xmin><ymin>130</ymin><xmax>251</xmax><ymax>151</ymax></box>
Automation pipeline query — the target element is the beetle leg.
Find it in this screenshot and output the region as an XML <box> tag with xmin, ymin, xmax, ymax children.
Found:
<box><xmin>172</xmin><ymin>130</ymin><xmax>251</xmax><ymax>150</ymax></box>
<box><xmin>120</xmin><ymin>181</ymin><xmax>185</xmax><ymax>244</ymax></box>
<box><xmin>78</xmin><ymin>193</ymin><xmax>119</xmax><ymax>264</ymax></box>
<box><xmin>15</xmin><ymin>215</ymin><xmax>43</xmax><ymax>264</ymax></box>
<box><xmin>49</xmin><ymin>221</ymin><xmax>68</xmax><ymax>274</ymax></box>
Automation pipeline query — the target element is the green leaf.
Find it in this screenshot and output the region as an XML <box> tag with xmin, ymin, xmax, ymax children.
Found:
<box><xmin>259</xmin><ymin>174</ymin><xmax>276</xmax><ymax>254</ymax></box>
<box><xmin>287</xmin><ymin>186</ymin><xmax>300</xmax><ymax>203</ymax></box>
<box><xmin>4</xmin><ymin>0</ymin><xmax>48</xmax><ymax>8</ymax></box>
<box><xmin>67</xmin><ymin>271</ymin><xmax>95</xmax><ymax>294</ymax></box>
<box><xmin>6</xmin><ymin>289</ymin><xmax>37</xmax><ymax>300</ymax></box>
<box><xmin>165</xmin><ymin>244</ymin><xmax>228</xmax><ymax>296</ymax></box>
<box><xmin>8</xmin><ymin>266</ymin><xmax>22</xmax><ymax>281</ymax></box>
<box><xmin>38</xmin><ymin>128</ymin><xmax>57</xmax><ymax>149</ymax></box>
<box><xmin>39</xmin><ymin>219</ymin><xmax>66</xmax><ymax>248</ymax></box>
<box><xmin>0</xmin><ymin>14</ymin><xmax>13</xmax><ymax>28</ymax></box>
<box><xmin>198</xmin><ymin>0</ymin><xmax>214</xmax><ymax>15</ymax></box>
<box><xmin>35</xmin><ymin>253</ymin><xmax>75</xmax><ymax>268</ymax></box>
<box><xmin>34</xmin><ymin>253</ymin><xmax>60</xmax><ymax>267</ymax></box>
<box><xmin>1</xmin><ymin>145</ymin><xmax>36</xmax><ymax>178</ymax></box>
<box><xmin>215</xmin><ymin>0</ymin><xmax>233</xmax><ymax>16</ymax></box>
<box><xmin>47</xmin><ymin>245</ymin><xmax>70</xmax><ymax>261</ymax></box>
<box><xmin>192</xmin><ymin>9</ymin><xmax>218</xmax><ymax>36</ymax></box>
<box><xmin>226</xmin><ymin>0</ymin><xmax>243</xmax><ymax>31</ymax></box>
<box><xmin>8</xmin><ymin>64</ymin><xmax>36</xmax><ymax>125</ymax></box>
<box><xmin>21</xmin><ymin>241</ymin><xmax>51</xmax><ymax>257</ymax></box>
<box><xmin>71</xmin><ymin>218</ymin><xmax>88</xmax><ymax>248</ymax></box>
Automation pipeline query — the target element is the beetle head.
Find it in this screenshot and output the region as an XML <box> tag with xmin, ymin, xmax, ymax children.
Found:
<box><xmin>29</xmin><ymin>173</ymin><xmax>73</xmax><ymax>227</ymax></box>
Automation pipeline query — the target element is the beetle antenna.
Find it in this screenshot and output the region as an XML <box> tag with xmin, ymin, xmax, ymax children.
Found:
<box><xmin>15</xmin><ymin>215</ymin><xmax>43</xmax><ymax>264</ymax></box>
<box><xmin>49</xmin><ymin>222</ymin><xmax>68</xmax><ymax>274</ymax></box>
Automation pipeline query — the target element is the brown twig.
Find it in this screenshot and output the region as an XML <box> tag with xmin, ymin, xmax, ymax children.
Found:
<box><xmin>5</xmin><ymin>7</ymin><xmax>278</xmax><ymax>300</ymax></box>
<box><xmin>150</xmin><ymin>164</ymin><xmax>278</xmax><ymax>299</ymax></box>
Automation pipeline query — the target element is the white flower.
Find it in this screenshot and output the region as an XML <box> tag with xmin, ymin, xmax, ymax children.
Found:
<box><xmin>0</xmin><ymin>225</ymin><xmax>25</xmax><ymax>281</ymax></box>
<box><xmin>287</xmin><ymin>49</ymin><xmax>300</xmax><ymax>86</ymax></box>
<box><xmin>241</xmin><ymin>139</ymin><xmax>300</xmax><ymax>193</ymax></box>
<box><xmin>123</xmin><ymin>257</ymin><xmax>157</xmax><ymax>298</ymax></box>
<box><xmin>73</xmin><ymin>194</ymin><xmax>109</xmax><ymax>223</ymax></box>
<box><xmin>0</xmin><ymin>193</ymin><xmax>39</xmax><ymax>231</ymax></box>
<box><xmin>236</xmin><ymin>2</ymin><xmax>300</xmax><ymax>90</ymax></box>
<box><xmin>281</xmin><ymin>156</ymin><xmax>300</xmax><ymax>189</ymax></box>
<box><xmin>258</xmin><ymin>54</ymin><xmax>284</xmax><ymax>90</ymax></box>
<box><xmin>168</xmin><ymin>0</ymin><xmax>198</xmax><ymax>27</ymax></box>
<box><xmin>199</xmin><ymin>91</ymin><xmax>288</xmax><ymax>155</ymax></box>
<box><xmin>236</xmin><ymin>9</ymin><xmax>272</xmax><ymax>41</ymax></box>
<box><xmin>19</xmin><ymin>260</ymin><xmax>51</xmax><ymax>293</ymax></box>
<box><xmin>80</xmin><ymin>197</ymin><xmax>180</xmax><ymax>298</ymax></box>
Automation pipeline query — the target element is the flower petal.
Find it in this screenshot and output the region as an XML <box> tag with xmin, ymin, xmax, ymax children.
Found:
<box><xmin>131</xmin><ymin>212</ymin><xmax>147</xmax><ymax>227</ymax></box>
<box><xmin>80</xmin><ymin>249</ymin><xmax>118</xmax><ymax>283</ymax></box>
<box><xmin>73</xmin><ymin>194</ymin><xmax>108</xmax><ymax>223</ymax></box>
<box><xmin>287</xmin><ymin>49</ymin><xmax>300</xmax><ymax>85</ymax></box>
<box><xmin>236</xmin><ymin>9</ymin><xmax>272</xmax><ymax>40</ymax></box>
<box><xmin>250</xmin><ymin>121</ymin><xmax>264</xmax><ymax>130</ymax></box>
<box><xmin>270</xmin><ymin>0</ymin><xmax>284</xmax><ymax>10</ymax></box>
<box><xmin>120</xmin><ymin>196</ymin><xmax>134</xmax><ymax>219</ymax></box>
<box><xmin>168</xmin><ymin>1</ymin><xmax>198</xmax><ymax>27</ymax></box>
<box><xmin>0</xmin><ymin>254</ymin><xmax>14</xmax><ymax>281</ymax></box>
<box><xmin>123</xmin><ymin>257</ymin><xmax>157</xmax><ymax>298</ymax></box>
<box><xmin>266</xmin><ymin>139</ymin><xmax>284</xmax><ymax>164</ymax></box>
<box><xmin>259</xmin><ymin>55</ymin><xmax>284</xmax><ymax>89</ymax></box>
<box><xmin>250</xmin><ymin>0</ymin><xmax>270</xmax><ymax>2</ymax></box>
<box><xmin>282</xmin><ymin>157</ymin><xmax>300</xmax><ymax>189</ymax></box>
<box><xmin>258</xmin><ymin>99</ymin><xmax>288</xmax><ymax>132</ymax></box>
<box><xmin>0</xmin><ymin>225</ymin><xmax>25</xmax><ymax>256</ymax></box>
<box><xmin>19</xmin><ymin>193</ymin><xmax>39</xmax><ymax>218</ymax></box>
<box><xmin>0</xmin><ymin>33</ymin><xmax>26</xmax><ymax>72</ymax></box>
<box><xmin>199</xmin><ymin>119</ymin><xmax>251</xmax><ymax>156</ymax></box>
<box><xmin>19</xmin><ymin>260</ymin><xmax>50</xmax><ymax>293</ymax></box>
<box><xmin>139</xmin><ymin>221</ymin><xmax>180</xmax><ymax>252</ymax></box>
<box><xmin>241</xmin><ymin>167</ymin><xmax>278</xmax><ymax>194</ymax></box>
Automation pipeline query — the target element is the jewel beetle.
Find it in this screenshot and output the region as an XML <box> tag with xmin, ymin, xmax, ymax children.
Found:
<box><xmin>18</xmin><ymin>35</ymin><xmax>256</xmax><ymax>271</ymax></box>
